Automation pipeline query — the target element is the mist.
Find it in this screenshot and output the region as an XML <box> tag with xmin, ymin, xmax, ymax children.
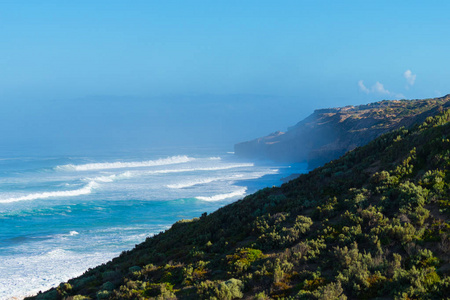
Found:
<box><xmin>0</xmin><ymin>94</ymin><xmax>314</xmax><ymax>156</ymax></box>
<box><xmin>2</xmin><ymin>1</ymin><xmax>449</xmax><ymax>157</ymax></box>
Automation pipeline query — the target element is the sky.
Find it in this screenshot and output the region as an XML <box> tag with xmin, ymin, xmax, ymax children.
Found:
<box><xmin>0</xmin><ymin>1</ymin><xmax>449</xmax><ymax>153</ymax></box>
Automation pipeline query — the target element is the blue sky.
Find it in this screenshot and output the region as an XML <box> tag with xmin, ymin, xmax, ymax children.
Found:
<box><xmin>0</xmin><ymin>1</ymin><xmax>449</xmax><ymax>152</ymax></box>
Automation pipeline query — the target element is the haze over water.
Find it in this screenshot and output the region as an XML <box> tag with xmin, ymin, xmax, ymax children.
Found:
<box><xmin>1</xmin><ymin>1</ymin><xmax>449</xmax><ymax>299</ymax></box>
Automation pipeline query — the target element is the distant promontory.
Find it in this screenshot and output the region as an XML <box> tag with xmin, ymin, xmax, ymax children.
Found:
<box><xmin>235</xmin><ymin>95</ymin><xmax>450</xmax><ymax>168</ymax></box>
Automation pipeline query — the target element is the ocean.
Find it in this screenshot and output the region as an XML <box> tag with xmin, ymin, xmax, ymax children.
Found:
<box><xmin>0</xmin><ymin>147</ymin><xmax>307</xmax><ymax>299</ymax></box>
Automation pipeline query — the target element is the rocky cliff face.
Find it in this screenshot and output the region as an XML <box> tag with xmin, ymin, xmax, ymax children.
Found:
<box><xmin>235</xmin><ymin>95</ymin><xmax>450</xmax><ymax>168</ymax></box>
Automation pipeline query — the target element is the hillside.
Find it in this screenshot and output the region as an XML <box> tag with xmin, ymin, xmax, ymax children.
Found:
<box><xmin>235</xmin><ymin>95</ymin><xmax>450</xmax><ymax>168</ymax></box>
<box><xmin>28</xmin><ymin>106</ymin><xmax>450</xmax><ymax>299</ymax></box>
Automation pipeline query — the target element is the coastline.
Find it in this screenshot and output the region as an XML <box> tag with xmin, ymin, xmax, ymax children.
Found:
<box><xmin>0</xmin><ymin>152</ymin><xmax>307</xmax><ymax>299</ymax></box>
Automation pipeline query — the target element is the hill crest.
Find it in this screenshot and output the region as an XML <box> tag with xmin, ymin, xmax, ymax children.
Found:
<box><xmin>235</xmin><ymin>95</ymin><xmax>450</xmax><ymax>168</ymax></box>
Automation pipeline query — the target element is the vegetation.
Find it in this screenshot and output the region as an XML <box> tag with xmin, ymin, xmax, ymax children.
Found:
<box><xmin>28</xmin><ymin>104</ymin><xmax>450</xmax><ymax>299</ymax></box>
<box><xmin>235</xmin><ymin>94</ymin><xmax>450</xmax><ymax>168</ymax></box>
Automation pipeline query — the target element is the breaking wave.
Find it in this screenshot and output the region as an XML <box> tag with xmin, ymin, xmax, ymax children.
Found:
<box><xmin>0</xmin><ymin>181</ymin><xmax>98</xmax><ymax>203</ymax></box>
<box><xmin>85</xmin><ymin>171</ymin><xmax>133</xmax><ymax>183</ymax></box>
<box><xmin>55</xmin><ymin>155</ymin><xmax>194</xmax><ymax>171</ymax></box>
<box><xmin>0</xmin><ymin>163</ymin><xmax>256</xmax><ymax>203</ymax></box>
<box><xmin>208</xmin><ymin>157</ymin><xmax>221</xmax><ymax>160</ymax></box>
<box><xmin>145</xmin><ymin>163</ymin><xmax>254</xmax><ymax>175</ymax></box>
<box><xmin>166</xmin><ymin>174</ymin><xmax>244</xmax><ymax>189</ymax></box>
<box><xmin>195</xmin><ymin>187</ymin><xmax>247</xmax><ymax>201</ymax></box>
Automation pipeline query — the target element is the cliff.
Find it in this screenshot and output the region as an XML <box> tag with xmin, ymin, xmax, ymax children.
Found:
<box><xmin>235</xmin><ymin>95</ymin><xmax>450</xmax><ymax>168</ymax></box>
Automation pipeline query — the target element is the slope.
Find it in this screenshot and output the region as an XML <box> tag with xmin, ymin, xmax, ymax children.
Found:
<box><xmin>235</xmin><ymin>95</ymin><xmax>450</xmax><ymax>168</ymax></box>
<box><xmin>29</xmin><ymin>109</ymin><xmax>450</xmax><ymax>299</ymax></box>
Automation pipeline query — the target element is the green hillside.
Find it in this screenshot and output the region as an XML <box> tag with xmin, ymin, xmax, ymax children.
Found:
<box><xmin>29</xmin><ymin>108</ymin><xmax>450</xmax><ymax>299</ymax></box>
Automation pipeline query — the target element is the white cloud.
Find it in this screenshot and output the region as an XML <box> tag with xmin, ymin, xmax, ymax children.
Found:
<box><xmin>404</xmin><ymin>69</ymin><xmax>416</xmax><ymax>87</ymax></box>
<box><xmin>373</xmin><ymin>81</ymin><xmax>390</xmax><ymax>94</ymax></box>
<box><xmin>358</xmin><ymin>80</ymin><xmax>370</xmax><ymax>93</ymax></box>
<box><xmin>358</xmin><ymin>80</ymin><xmax>404</xmax><ymax>99</ymax></box>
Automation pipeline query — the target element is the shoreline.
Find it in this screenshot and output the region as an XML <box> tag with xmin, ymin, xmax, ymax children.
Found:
<box><xmin>1</xmin><ymin>154</ymin><xmax>306</xmax><ymax>299</ymax></box>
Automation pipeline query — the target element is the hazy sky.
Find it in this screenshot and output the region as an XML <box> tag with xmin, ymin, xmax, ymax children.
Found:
<box><xmin>1</xmin><ymin>1</ymin><xmax>449</xmax><ymax>153</ymax></box>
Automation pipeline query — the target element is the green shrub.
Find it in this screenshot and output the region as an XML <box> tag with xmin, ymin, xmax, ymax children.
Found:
<box><xmin>102</xmin><ymin>281</ymin><xmax>114</xmax><ymax>291</ymax></box>
<box><xmin>129</xmin><ymin>265</ymin><xmax>142</xmax><ymax>273</ymax></box>
<box><xmin>216</xmin><ymin>278</ymin><xmax>244</xmax><ymax>299</ymax></box>
<box><xmin>96</xmin><ymin>290</ymin><xmax>110</xmax><ymax>300</ymax></box>
<box><xmin>73</xmin><ymin>296</ymin><xmax>89</xmax><ymax>300</ymax></box>
<box><xmin>227</xmin><ymin>248</ymin><xmax>265</xmax><ymax>273</ymax></box>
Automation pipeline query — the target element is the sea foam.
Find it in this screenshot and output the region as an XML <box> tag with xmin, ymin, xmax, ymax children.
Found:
<box><xmin>144</xmin><ymin>163</ymin><xmax>254</xmax><ymax>175</ymax></box>
<box><xmin>55</xmin><ymin>155</ymin><xmax>194</xmax><ymax>171</ymax></box>
<box><xmin>166</xmin><ymin>169</ymin><xmax>278</xmax><ymax>189</ymax></box>
<box><xmin>166</xmin><ymin>174</ymin><xmax>244</xmax><ymax>189</ymax></box>
<box><xmin>0</xmin><ymin>181</ymin><xmax>97</xmax><ymax>203</ymax></box>
<box><xmin>0</xmin><ymin>150</ymin><xmax>304</xmax><ymax>299</ymax></box>
<box><xmin>0</xmin><ymin>248</ymin><xmax>117</xmax><ymax>300</ymax></box>
<box><xmin>0</xmin><ymin>163</ymin><xmax>255</xmax><ymax>203</ymax></box>
<box><xmin>195</xmin><ymin>187</ymin><xmax>247</xmax><ymax>201</ymax></box>
<box><xmin>85</xmin><ymin>171</ymin><xmax>133</xmax><ymax>183</ymax></box>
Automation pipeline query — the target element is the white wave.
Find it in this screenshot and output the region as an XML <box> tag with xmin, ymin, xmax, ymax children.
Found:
<box><xmin>246</xmin><ymin>169</ymin><xmax>279</xmax><ymax>178</ymax></box>
<box><xmin>166</xmin><ymin>174</ymin><xmax>244</xmax><ymax>189</ymax></box>
<box><xmin>145</xmin><ymin>163</ymin><xmax>254</xmax><ymax>175</ymax></box>
<box><xmin>0</xmin><ymin>169</ymin><xmax>137</xmax><ymax>204</ymax></box>
<box><xmin>0</xmin><ymin>181</ymin><xmax>97</xmax><ymax>203</ymax></box>
<box><xmin>0</xmin><ymin>248</ymin><xmax>118</xmax><ymax>300</ymax></box>
<box><xmin>0</xmin><ymin>162</ymin><xmax>258</xmax><ymax>204</ymax></box>
<box><xmin>166</xmin><ymin>168</ymin><xmax>278</xmax><ymax>189</ymax></box>
<box><xmin>69</xmin><ymin>231</ymin><xmax>79</xmax><ymax>236</ymax></box>
<box><xmin>196</xmin><ymin>187</ymin><xmax>247</xmax><ymax>201</ymax></box>
<box><xmin>86</xmin><ymin>171</ymin><xmax>133</xmax><ymax>183</ymax></box>
<box><xmin>55</xmin><ymin>155</ymin><xmax>194</xmax><ymax>171</ymax></box>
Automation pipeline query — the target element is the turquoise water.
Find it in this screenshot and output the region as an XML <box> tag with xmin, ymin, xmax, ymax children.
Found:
<box><xmin>0</xmin><ymin>149</ymin><xmax>307</xmax><ymax>299</ymax></box>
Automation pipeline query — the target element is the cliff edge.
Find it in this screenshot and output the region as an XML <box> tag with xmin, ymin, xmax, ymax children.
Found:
<box><xmin>235</xmin><ymin>95</ymin><xmax>450</xmax><ymax>168</ymax></box>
